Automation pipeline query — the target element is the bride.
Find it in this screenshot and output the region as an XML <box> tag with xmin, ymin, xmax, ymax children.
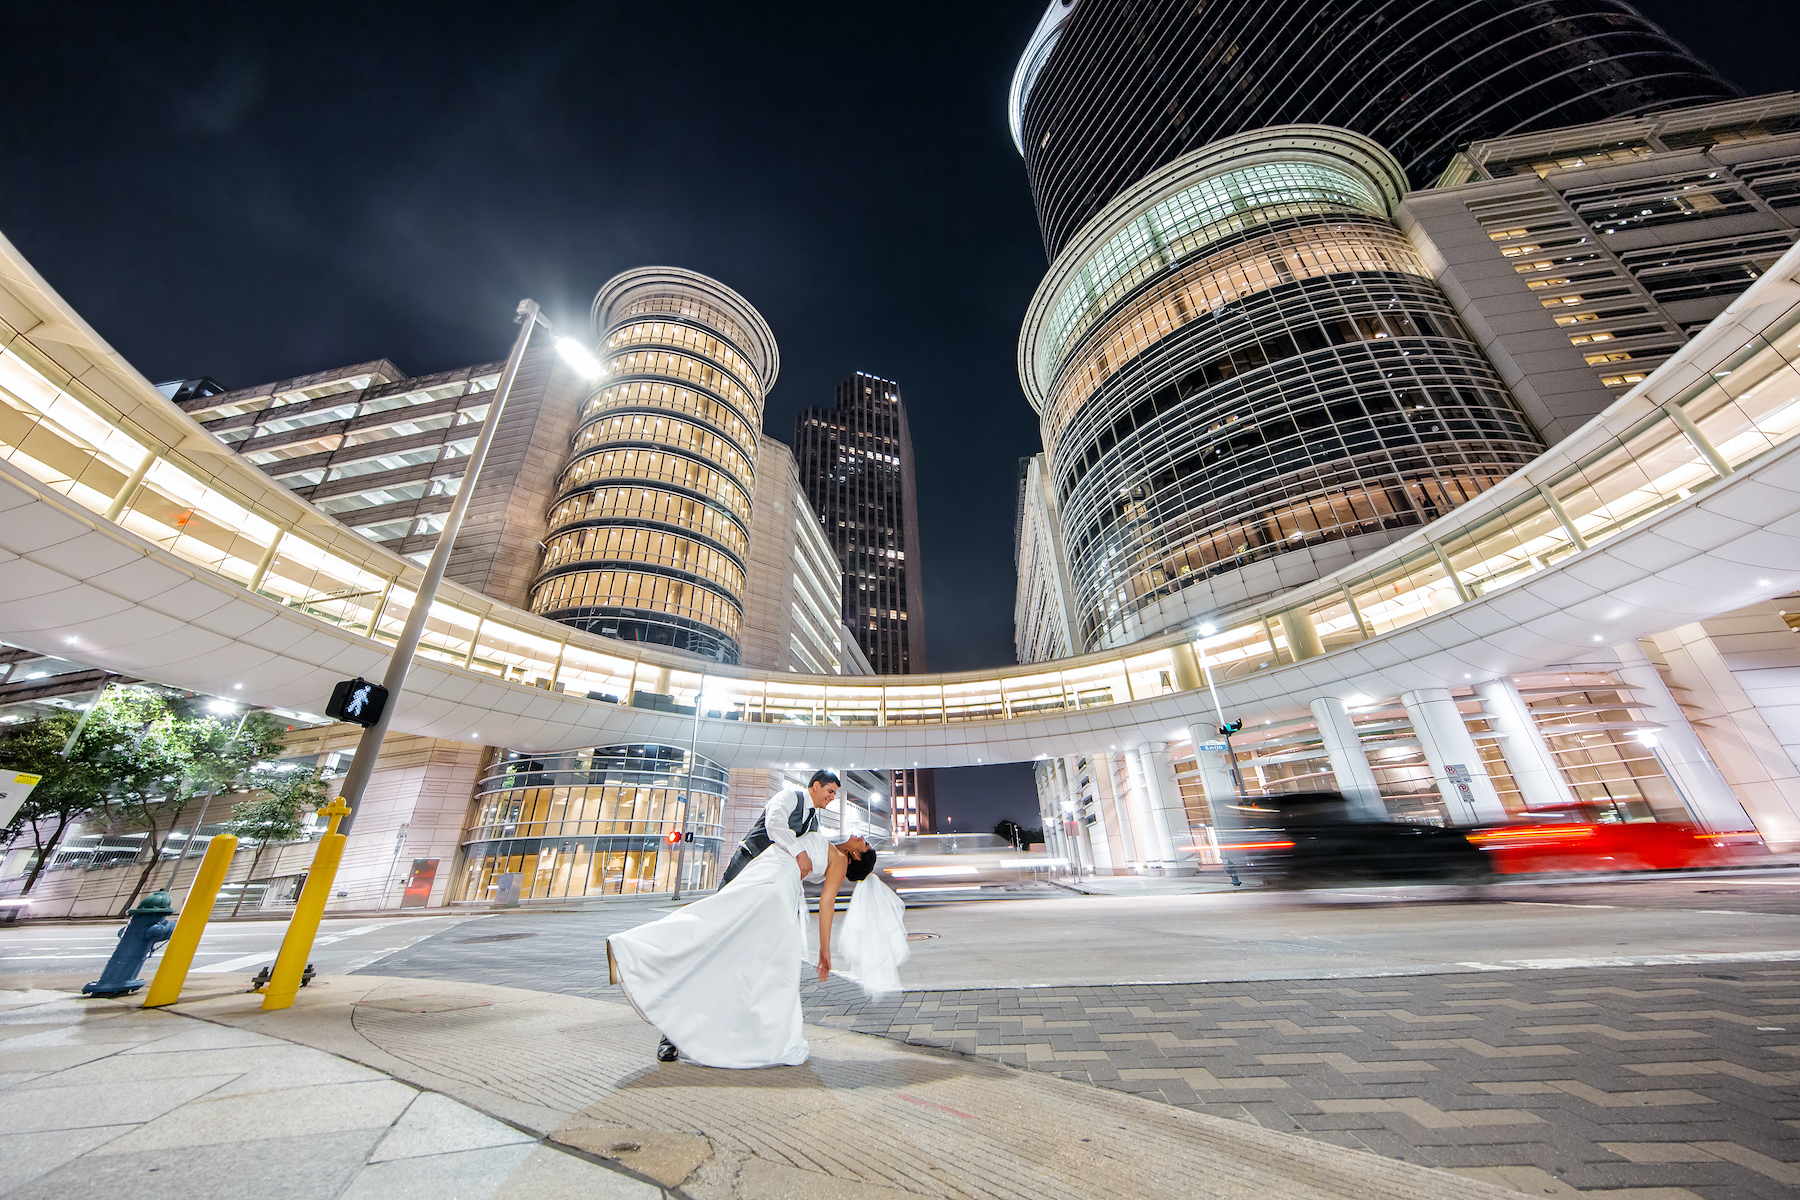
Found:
<box><xmin>606</xmin><ymin>828</ymin><xmax>905</xmax><ymax>1068</ymax></box>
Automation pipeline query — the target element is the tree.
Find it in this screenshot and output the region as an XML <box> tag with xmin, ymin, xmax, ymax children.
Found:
<box><xmin>224</xmin><ymin>766</ymin><xmax>325</xmax><ymax>916</ymax></box>
<box><xmin>1</xmin><ymin>690</ymin><xmax>286</xmax><ymax>906</ymax></box>
<box><xmin>82</xmin><ymin>688</ymin><xmax>286</xmax><ymax>914</ymax></box>
<box><xmin>992</xmin><ymin>819</ymin><xmax>1044</xmax><ymax>848</ymax></box>
<box><xmin>158</xmin><ymin>708</ymin><xmax>286</xmax><ymax>893</ymax></box>
<box><xmin>0</xmin><ymin>710</ymin><xmax>106</xmax><ymax>894</ymax></box>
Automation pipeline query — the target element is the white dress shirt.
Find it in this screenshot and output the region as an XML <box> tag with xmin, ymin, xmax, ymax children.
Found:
<box><xmin>763</xmin><ymin>788</ymin><xmax>817</xmax><ymax>855</ymax></box>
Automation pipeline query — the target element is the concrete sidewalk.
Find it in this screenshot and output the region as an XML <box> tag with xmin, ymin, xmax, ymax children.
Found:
<box><xmin>0</xmin><ymin>982</ymin><xmax>654</xmax><ymax>1200</ymax></box>
<box><xmin>0</xmin><ymin>972</ymin><xmax>1530</xmax><ymax>1200</ymax></box>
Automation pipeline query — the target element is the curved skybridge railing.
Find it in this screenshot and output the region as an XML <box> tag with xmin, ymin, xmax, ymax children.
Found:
<box><xmin>2</xmin><ymin>229</ymin><xmax>1798</xmax><ymax>734</ymax></box>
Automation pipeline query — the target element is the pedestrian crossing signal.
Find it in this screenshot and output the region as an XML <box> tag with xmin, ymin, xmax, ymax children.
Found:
<box><xmin>1219</xmin><ymin>720</ymin><xmax>1243</xmax><ymax>736</ymax></box>
<box><xmin>664</xmin><ymin>830</ymin><xmax>682</xmax><ymax>845</ymax></box>
<box><xmin>326</xmin><ymin>678</ymin><xmax>389</xmax><ymax>727</ymax></box>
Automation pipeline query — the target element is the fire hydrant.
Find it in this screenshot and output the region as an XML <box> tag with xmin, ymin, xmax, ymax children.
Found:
<box><xmin>83</xmin><ymin>890</ymin><xmax>176</xmax><ymax>997</ymax></box>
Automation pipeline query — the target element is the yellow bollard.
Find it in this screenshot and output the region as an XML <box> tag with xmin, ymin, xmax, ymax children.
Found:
<box><xmin>262</xmin><ymin>797</ymin><xmax>350</xmax><ymax>1011</ymax></box>
<box><xmin>142</xmin><ymin>833</ymin><xmax>238</xmax><ymax>1007</ymax></box>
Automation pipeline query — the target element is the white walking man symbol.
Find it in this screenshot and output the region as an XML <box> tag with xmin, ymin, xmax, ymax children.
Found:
<box><xmin>345</xmin><ymin>684</ymin><xmax>373</xmax><ymax>717</ymax></box>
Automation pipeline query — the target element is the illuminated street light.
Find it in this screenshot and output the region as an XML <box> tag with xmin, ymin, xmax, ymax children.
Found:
<box><xmin>555</xmin><ymin>336</ymin><xmax>604</xmax><ymax>379</ymax></box>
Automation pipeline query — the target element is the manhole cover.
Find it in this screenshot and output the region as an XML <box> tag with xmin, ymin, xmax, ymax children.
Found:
<box><xmin>357</xmin><ymin>995</ymin><xmax>493</xmax><ymax>1014</ymax></box>
<box><xmin>455</xmin><ymin>932</ymin><xmax>540</xmax><ymax>943</ymax></box>
<box><xmin>906</xmin><ymin>932</ymin><xmax>940</xmax><ymax>942</ymax></box>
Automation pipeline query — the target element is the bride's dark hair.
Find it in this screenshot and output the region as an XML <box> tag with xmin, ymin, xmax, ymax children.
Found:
<box><xmin>845</xmin><ymin>847</ymin><xmax>877</xmax><ymax>882</ymax></box>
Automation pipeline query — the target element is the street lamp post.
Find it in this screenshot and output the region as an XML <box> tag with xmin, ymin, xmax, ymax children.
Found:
<box><xmin>673</xmin><ymin>674</ymin><xmax>705</xmax><ymax>901</ymax></box>
<box><xmin>1194</xmin><ymin>624</ymin><xmax>1246</xmax><ymax>887</ymax></box>
<box><xmin>379</xmin><ymin>823</ymin><xmax>409</xmax><ymax>911</ymax></box>
<box><xmin>334</xmin><ymin>300</ymin><xmax>600</xmax><ymax>840</ymax></box>
<box><xmin>1194</xmin><ymin>624</ymin><xmax>1248</xmax><ymax>796</ymax></box>
<box><xmin>260</xmin><ymin>300</ymin><xmax>599</xmax><ymax>1010</ymax></box>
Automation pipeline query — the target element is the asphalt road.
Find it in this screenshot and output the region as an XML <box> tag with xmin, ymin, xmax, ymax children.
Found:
<box><xmin>0</xmin><ymin>912</ymin><xmax>471</xmax><ymax>986</ymax></box>
<box><xmin>285</xmin><ymin>867</ymin><xmax>1800</xmax><ymax>998</ymax></box>
<box><xmin>3</xmin><ymin>869</ymin><xmax>1795</xmax><ymax>996</ymax></box>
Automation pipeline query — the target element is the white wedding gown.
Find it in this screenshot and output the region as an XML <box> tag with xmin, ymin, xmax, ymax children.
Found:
<box><xmin>607</xmin><ymin>831</ymin><xmax>911</xmax><ymax>1068</ymax></box>
<box><xmin>608</xmin><ymin>831</ymin><xmax>824</xmax><ymax>1069</ymax></box>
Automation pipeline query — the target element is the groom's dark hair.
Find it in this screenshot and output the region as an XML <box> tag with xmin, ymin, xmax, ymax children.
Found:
<box><xmin>808</xmin><ymin>769</ymin><xmax>841</xmax><ymax>788</ymax></box>
<box><xmin>845</xmin><ymin>848</ymin><xmax>877</xmax><ymax>882</ymax></box>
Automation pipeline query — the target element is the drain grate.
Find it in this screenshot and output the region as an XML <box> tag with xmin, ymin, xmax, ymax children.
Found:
<box><xmin>455</xmin><ymin>932</ymin><xmax>541</xmax><ymax>943</ymax></box>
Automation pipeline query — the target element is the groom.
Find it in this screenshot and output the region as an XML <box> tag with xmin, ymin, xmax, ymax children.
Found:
<box><xmin>718</xmin><ymin>769</ymin><xmax>842</xmax><ymax>888</ymax></box>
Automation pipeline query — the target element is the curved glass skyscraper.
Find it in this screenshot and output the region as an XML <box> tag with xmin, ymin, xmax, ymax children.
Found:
<box><xmin>530</xmin><ymin>268</ymin><xmax>779</xmax><ymax>663</ymax></box>
<box><xmin>479</xmin><ymin>268</ymin><xmax>778</xmax><ymax>898</ymax></box>
<box><xmin>1012</xmin><ymin>0</ymin><xmax>1739</xmax><ymax>257</ymax></box>
<box><xmin>1019</xmin><ymin>128</ymin><xmax>1544</xmax><ymax>651</ymax></box>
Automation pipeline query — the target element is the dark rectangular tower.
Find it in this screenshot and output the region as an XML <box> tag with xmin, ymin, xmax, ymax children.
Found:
<box><xmin>795</xmin><ymin>371</ymin><xmax>935</xmax><ymax>833</ymax></box>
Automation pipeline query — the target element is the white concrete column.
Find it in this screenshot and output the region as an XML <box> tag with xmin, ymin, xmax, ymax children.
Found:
<box><xmin>1612</xmin><ymin>640</ymin><xmax>1755</xmax><ymax>832</ymax></box>
<box><xmin>1142</xmin><ymin>742</ymin><xmax>1200</xmax><ymax>872</ymax></box>
<box><xmin>1055</xmin><ymin>760</ymin><xmax>1087</xmax><ymax>873</ymax></box>
<box><xmin>1279</xmin><ymin>608</ymin><xmax>1325</xmax><ymax>661</ymax></box>
<box><xmin>1185</xmin><ymin>720</ymin><xmax>1243</xmax><ymax>839</ymax></box>
<box><xmin>1047</xmin><ymin>761</ymin><xmax>1076</xmax><ymax>871</ymax></box>
<box><xmin>1309</xmin><ymin>696</ymin><xmax>1386</xmax><ymax>820</ymax></box>
<box><xmin>1051</xmin><ymin>766</ymin><xmax>1072</xmax><ymax>867</ymax></box>
<box><xmin>1071</xmin><ymin>755</ymin><xmax>1114</xmax><ymax>874</ymax></box>
<box><xmin>1124</xmin><ymin>748</ymin><xmax>1176</xmax><ymax>868</ymax></box>
<box><xmin>1474</xmin><ymin>676</ymin><xmax>1576</xmax><ymax>813</ymax></box>
<box><xmin>1400</xmin><ymin>688</ymin><xmax>1509</xmax><ymax>824</ymax></box>
<box><xmin>1033</xmin><ymin>762</ymin><xmax>1064</xmax><ymax>864</ymax></box>
<box><xmin>1095</xmin><ymin>752</ymin><xmax>1140</xmax><ymax>872</ymax></box>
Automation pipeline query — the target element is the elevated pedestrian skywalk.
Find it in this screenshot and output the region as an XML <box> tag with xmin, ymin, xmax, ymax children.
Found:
<box><xmin>3</xmin><ymin>230</ymin><xmax>1800</xmax><ymax>771</ymax></box>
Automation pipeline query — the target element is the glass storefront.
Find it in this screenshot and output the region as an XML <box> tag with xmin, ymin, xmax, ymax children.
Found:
<box><xmin>455</xmin><ymin>745</ymin><xmax>729</xmax><ymax>902</ymax></box>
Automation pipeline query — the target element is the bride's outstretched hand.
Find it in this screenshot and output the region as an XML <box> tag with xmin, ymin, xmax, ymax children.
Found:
<box><xmin>817</xmin><ymin>950</ymin><xmax>831</xmax><ymax>981</ymax></box>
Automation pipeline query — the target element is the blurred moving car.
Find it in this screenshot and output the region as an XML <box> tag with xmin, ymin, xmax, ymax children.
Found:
<box><xmin>874</xmin><ymin>833</ymin><xmax>1054</xmax><ymax>898</ymax></box>
<box><xmin>1468</xmin><ymin>803</ymin><xmax>1738</xmax><ymax>873</ymax></box>
<box><xmin>1226</xmin><ymin>792</ymin><xmax>1491</xmax><ymax>888</ymax></box>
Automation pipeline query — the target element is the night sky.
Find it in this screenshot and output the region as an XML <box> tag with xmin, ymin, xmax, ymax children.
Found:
<box><xmin>1</xmin><ymin>2</ymin><xmax>1791</xmax><ymax>833</ymax></box>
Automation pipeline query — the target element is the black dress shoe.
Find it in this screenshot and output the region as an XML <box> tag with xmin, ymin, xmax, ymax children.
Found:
<box><xmin>656</xmin><ymin>1036</ymin><xmax>679</xmax><ymax>1062</ymax></box>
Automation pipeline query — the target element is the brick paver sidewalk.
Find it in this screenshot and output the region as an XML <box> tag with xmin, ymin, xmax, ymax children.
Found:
<box><xmin>801</xmin><ymin>965</ymin><xmax>1800</xmax><ymax>1199</ymax></box>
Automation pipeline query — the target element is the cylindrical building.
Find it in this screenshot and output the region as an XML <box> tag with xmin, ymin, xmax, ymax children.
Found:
<box><xmin>470</xmin><ymin>268</ymin><xmax>777</xmax><ymax>901</ymax></box>
<box><xmin>530</xmin><ymin>268</ymin><xmax>779</xmax><ymax>664</ymax></box>
<box><xmin>1019</xmin><ymin>127</ymin><xmax>1545</xmax><ymax>652</ymax></box>
<box><xmin>1012</xmin><ymin>0</ymin><xmax>1740</xmax><ymax>257</ymax></box>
